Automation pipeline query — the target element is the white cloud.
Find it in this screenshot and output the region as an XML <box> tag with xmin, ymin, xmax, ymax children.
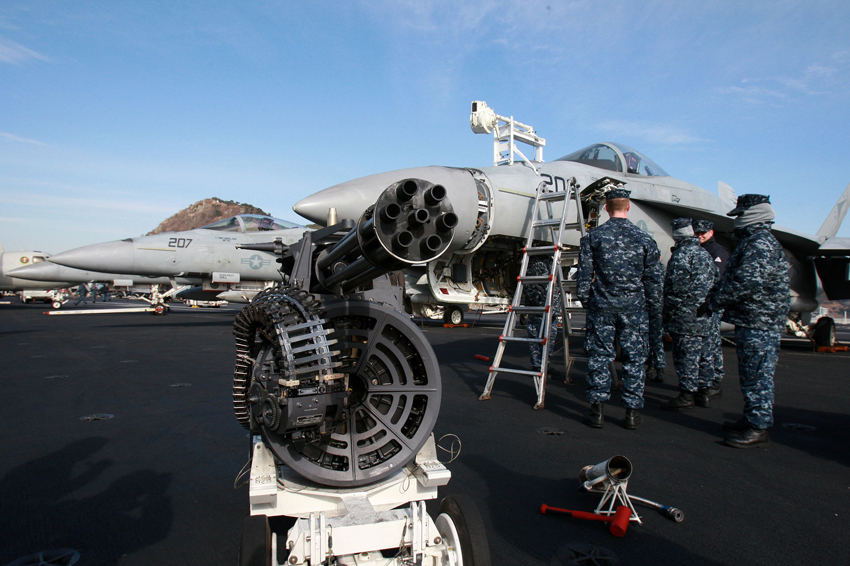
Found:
<box><xmin>596</xmin><ymin>120</ymin><xmax>708</xmax><ymax>145</ymax></box>
<box><xmin>0</xmin><ymin>36</ymin><xmax>51</xmax><ymax>64</ymax></box>
<box><xmin>0</xmin><ymin>131</ymin><xmax>47</xmax><ymax>146</ymax></box>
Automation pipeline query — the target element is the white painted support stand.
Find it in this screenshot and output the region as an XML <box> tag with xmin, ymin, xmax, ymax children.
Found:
<box><xmin>248</xmin><ymin>434</ymin><xmax>461</xmax><ymax>566</ymax></box>
<box><xmin>582</xmin><ymin>476</ymin><xmax>642</xmax><ymax>525</ymax></box>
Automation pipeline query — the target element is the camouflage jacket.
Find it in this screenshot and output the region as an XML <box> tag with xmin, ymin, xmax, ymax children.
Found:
<box><xmin>576</xmin><ymin>217</ymin><xmax>664</xmax><ymax>314</ymax></box>
<box><xmin>523</xmin><ymin>256</ymin><xmax>553</xmax><ymax>307</ymax></box>
<box><xmin>707</xmin><ymin>223</ymin><xmax>790</xmax><ymax>332</ymax></box>
<box><xmin>663</xmin><ymin>237</ymin><xmax>718</xmax><ymax>336</ymax></box>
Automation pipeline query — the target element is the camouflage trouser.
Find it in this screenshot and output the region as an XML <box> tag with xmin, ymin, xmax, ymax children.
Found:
<box><xmin>670</xmin><ymin>333</ymin><xmax>713</xmax><ymax>392</ymax></box>
<box><xmin>710</xmin><ymin>310</ymin><xmax>725</xmax><ymax>386</ymax></box>
<box><xmin>736</xmin><ymin>327</ymin><xmax>780</xmax><ymax>429</ymax></box>
<box><xmin>647</xmin><ymin>312</ymin><xmax>666</xmax><ymax>369</ymax></box>
<box><xmin>526</xmin><ymin>290</ymin><xmax>562</xmax><ymax>370</ymax></box>
<box><xmin>585</xmin><ymin>309</ymin><xmax>648</xmax><ymax>409</ymax></box>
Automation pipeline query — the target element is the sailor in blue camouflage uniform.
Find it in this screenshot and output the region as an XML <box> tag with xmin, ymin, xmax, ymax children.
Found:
<box><xmin>701</xmin><ymin>194</ymin><xmax>790</xmax><ymax>448</ymax></box>
<box><xmin>693</xmin><ymin>219</ymin><xmax>730</xmax><ymax>398</ymax></box>
<box><xmin>524</xmin><ymin>255</ymin><xmax>562</xmax><ymax>377</ymax></box>
<box><xmin>645</xmin><ymin>308</ymin><xmax>667</xmax><ymax>382</ymax></box>
<box><xmin>661</xmin><ymin>218</ymin><xmax>718</xmax><ymax>411</ymax></box>
<box><xmin>576</xmin><ymin>188</ymin><xmax>664</xmax><ymax>430</ymax></box>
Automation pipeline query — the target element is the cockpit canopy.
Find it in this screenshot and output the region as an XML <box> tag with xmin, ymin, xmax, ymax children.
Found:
<box><xmin>200</xmin><ymin>214</ymin><xmax>305</xmax><ymax>233</ymax></box>
<box><xmin>556</xmin><ymin>142</ymin><xmax>669</xmax><ymax>177</ymax></box>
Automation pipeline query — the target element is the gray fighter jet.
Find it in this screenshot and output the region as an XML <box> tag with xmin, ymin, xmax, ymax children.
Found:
<box><xmin>43</xmin><ymin>214</ymin><xmax>311</xmax><ymax>303</ymax></box>
<box><xmin>0</xmin><ymin>243</ymin><xmax>71</xmax><ymax>292</ymax></box>
<box><xmin>293</xmin><ymin>102</ymin><xmax>850</xmax><ymax>328</ymax></box>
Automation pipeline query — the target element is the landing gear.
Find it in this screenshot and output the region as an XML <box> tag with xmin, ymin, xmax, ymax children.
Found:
<box><xmin>444</xmin><ymin>305</ymin><xmax>464</xmax><ymax>325</ymax></box>
<box><xmin>814</xmin><ymin>316</ymin><xmax>836</xmax><ymax>347</ymax></box>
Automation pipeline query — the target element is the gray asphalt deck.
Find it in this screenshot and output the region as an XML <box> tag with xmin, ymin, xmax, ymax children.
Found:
<box><xmin>1</xmin><ymin>300</ymin><xmax>848</xmax><ymax>565</ymax></box>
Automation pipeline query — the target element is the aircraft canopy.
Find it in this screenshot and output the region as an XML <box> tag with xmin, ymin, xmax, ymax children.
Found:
<box><xmin>200</xmin><ymin>214</ymin><xmax>305</xmax><ymax>233</ymax></box>
<box><xmin>556</xmin><ymin>142</ymin><xmax>669</xmax><ymax>177</ymax></box>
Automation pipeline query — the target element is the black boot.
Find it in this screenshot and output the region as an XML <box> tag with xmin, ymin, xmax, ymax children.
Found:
<box><xmin>646</xmin><ymin>367</ymin><xmax>665</xmax><ymax>383</ymax></box>
<box><xmin>694</xmin><ymin>388</ymin><xmax>711</xmax><ymax>408</ymax></box>
<box><xmin>707</xmin><ymin>383</ymin><xmax>723</xmax><ymax>398</ymax></box>
<box><xmin>624</xmin><ymin>409</ymin><xmax>642</xmax><ymax>430</ymax></box>
<box><xmin>583</xmin><ymin>403</ymin><xmax>604</xmax><ymax>428</ymax></box>
<box><xmin>725</xmin><ymin>426</ymin><xmax>769</xmax><ymax>448</ymax></box>
<box><xmin>662</xmin><ymin>390</ymin><xmax>694</xmax><ymax>411</ymax></box>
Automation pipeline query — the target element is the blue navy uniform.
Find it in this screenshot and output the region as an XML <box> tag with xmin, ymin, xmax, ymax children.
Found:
<box><xmin>663</xmin><ymin>230</ymin><xmax>718</xmax><ymax>394</ymax></box>
<box><xmin>577</xmin><ymin>212</ymin><xmax>663</xmax><ymax>410</ymax></box>
<box><xmin>706</xmin><ymin>194</ymin><xmax>790</xmax><ymax>446</ymax></box>
<box><xmin>694</xmin><ymin>219</ymin><xmax>730</xmax><ymax>391</ymax></box>
<box><xmin>523</xmin><ymin>255</ymin><xmax>562</xmax><ymax>371</ymax></box>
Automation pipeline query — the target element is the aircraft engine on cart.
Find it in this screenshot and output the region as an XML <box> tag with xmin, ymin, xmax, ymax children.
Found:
<box><xmin>231</xmin><ymin>179</ymin><xmax>456</xmax><ymax>487</ymax></box>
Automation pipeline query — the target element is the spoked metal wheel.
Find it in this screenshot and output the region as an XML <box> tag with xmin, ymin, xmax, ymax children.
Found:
<box><xmin>258</xmin><ymin>299</ymin><xmax>442</xmax><ymax>486</ymax></box>
<box><xmin>443</xmin><ymin>306</ymin><xmax>464</xmax><ymax>325</ymax></box>
<box><xmin>436</xmin><ymin>495</ymin><xmax>491</xmax><ymax>566</ymax></box>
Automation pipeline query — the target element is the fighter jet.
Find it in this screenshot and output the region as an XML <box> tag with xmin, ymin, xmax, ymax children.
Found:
<box><xmin>0</xmin><ymin>243</ymin><xmax>71</xmax><ymax>292</ymax></box>
<box><xmin>293</xmin><ymin>101</ymin><xmax>850</xmax><ymax>329</ymax></box>
<box><xmin>44</xmin><ymin>214</ymin><xmax>311</xmax><ymax>303</ymax></box>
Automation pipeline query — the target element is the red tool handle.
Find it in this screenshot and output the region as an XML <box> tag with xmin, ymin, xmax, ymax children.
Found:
<box><xmin>540</xmin><ymin>504</ymin><xmax>610</xmax><ymax>522</ymax></box>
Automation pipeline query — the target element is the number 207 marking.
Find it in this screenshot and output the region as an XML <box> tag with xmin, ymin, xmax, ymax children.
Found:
<box><xmin>168</xmin><ymin>238</ymin><xmax>193</xmax><ymax>248</ymax></box>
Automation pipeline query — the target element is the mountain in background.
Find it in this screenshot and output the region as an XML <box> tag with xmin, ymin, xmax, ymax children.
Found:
<box><xmin>146</xmin><ymin>198</ymin><xmax>270</xmax><ymax>235</ymax></box>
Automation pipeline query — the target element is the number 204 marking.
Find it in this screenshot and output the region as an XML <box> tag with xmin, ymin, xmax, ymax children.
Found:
<box><xmin>168</xmin><ymin>238</ymin><xmax>193</xmax><ymax>248</ymax></box>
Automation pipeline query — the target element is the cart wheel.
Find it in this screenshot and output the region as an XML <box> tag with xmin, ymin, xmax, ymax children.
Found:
<box><xmin>238</xmin><ymin>515</ymin><xmax>271</xmax><ymax>566</ymax></box>
<box><xmin>436</xmin><ymin>494</ymin><xmax>491</xmax><ymax>566</ymax></box>
<box><xmin>52</xmin><ymin>301</ymin><xmax>62</xmax><ymax>309</ymax></box>
<box><xmin>444</xmin><ymin>306</ymin><xmax>464</xmax><ymax>325</ymax></box>
<box><xmin>814</xmin><ymin>316</ymin><xmax>836</xmax><ymax>347</ymax></box>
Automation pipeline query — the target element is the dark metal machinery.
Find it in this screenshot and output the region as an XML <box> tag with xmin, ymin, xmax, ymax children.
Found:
<box><xmin>232</xmin><ymin>178</ymin><xmax>458</xmax><ymax>487</ymax></box>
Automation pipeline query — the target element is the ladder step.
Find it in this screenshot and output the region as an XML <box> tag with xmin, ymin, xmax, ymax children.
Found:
<box><xmin>499</xmin><ymin>335</ymin><xmax>544</xmax><ymax>344</ymax></box>
<box><xmin>524</xmin><ymin>245</ymin><xmax>561</xmax><ymax>255</ymax></box>
<box><xmin>489</xmin><ymin>366</ymin><xmax>544</xmax><ymax>377</ymax></box>
<box><xmin>533</xmin><ymin>219</ymin><xmax>563</xmax><ymax>227</ymax></box>
<box><xmin>532</xmin><ymin>220</ymin><xmax>584</xmax><ymax>230</ymax></box>
<box><xmin>538</xmin><ymin>191</ymin><xmax>570</xmax><ymax>201</ymax></box>
<box><xmin>509</xmin><ymin>306</ymin><xmax>547</xmax><ymax>314</ymax></box>
<box><xmin>518</xmin><ymin>275</ymin><xmax>552</xmax><ymax>283</ymax></box>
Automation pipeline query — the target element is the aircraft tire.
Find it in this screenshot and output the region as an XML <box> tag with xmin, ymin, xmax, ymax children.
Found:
<box><xmin>437</xmin><ymin>494</ymin><xmax>492</xmax><ymax>566</ymax></box>
<box><xmin>814</xmin><ymin>316</ymin><xmax>836</xmax><ymax>347</ymax></box>
<box><xmin>52</xmin><ymin>301</ymin><xmax>62</xmax><ymax>309</ymax></box>
<box><xmin>444</xmin><ymin>306</ymin><xmax>464</xmax><ymax>325</ymax></box>
<box><xmin>238</xmin><ymin>515</ymin><xmax>271</xmax><ymax>566</ymax></box>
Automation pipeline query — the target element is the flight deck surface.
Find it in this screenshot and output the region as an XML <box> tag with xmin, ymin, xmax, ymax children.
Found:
<box><xmin>1</xmin><ymin>300</ymin><xmax>848</xmax><ymax>565</ymax></box>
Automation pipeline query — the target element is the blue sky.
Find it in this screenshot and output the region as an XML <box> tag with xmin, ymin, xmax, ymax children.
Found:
<box><xmin>2</xmin><ymin>0</ymin><xmax>849</xmax><ymax>252</ymax></box>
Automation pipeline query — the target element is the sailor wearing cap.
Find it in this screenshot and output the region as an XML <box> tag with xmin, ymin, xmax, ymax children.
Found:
<box><xmin>576</xmin><ymin>187</ymin><xmax>664</xmax><ymax>429</ymax></box>
<box><xmin>693</xmin><ymin>219</ymin><xmax>730</xmax><ymax>397</ymax></box>
<box><xmin>700</xmin><ymin>194</ymin><xmax>790</xmax><ymax>447</ymax></box>
<box><xmin>661</xmin><ymin>218</ymin><xmax>719</xmax><ymax>411</ymax></box>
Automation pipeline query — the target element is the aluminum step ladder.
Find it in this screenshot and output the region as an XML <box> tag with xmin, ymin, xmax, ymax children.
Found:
<box><xmin>479</xmin><ymin>177</ymin><xmax>586</xmax><ymax>409</ymax></box>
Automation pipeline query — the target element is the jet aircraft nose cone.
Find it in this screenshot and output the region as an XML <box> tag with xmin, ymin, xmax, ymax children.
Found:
<box><xmin>50</xmin><ymin>240</ymin><xmax>135</xmax><ymax>273</ymax></box>
<box><xmin>7</xmin><ymin>261</ymin><xmax>62</xmax><ymax>281</ymax></box>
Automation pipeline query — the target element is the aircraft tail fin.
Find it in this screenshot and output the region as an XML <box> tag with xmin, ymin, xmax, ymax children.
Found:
<box><xmin>815</xmin><ymin>181</ymin><xmax>850</xmax><ymax>242</ymax></box>
<box><xmin>718</xmin><ymin>182</ymin><xmax>737</xmax><ymax>212</ymax></box>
